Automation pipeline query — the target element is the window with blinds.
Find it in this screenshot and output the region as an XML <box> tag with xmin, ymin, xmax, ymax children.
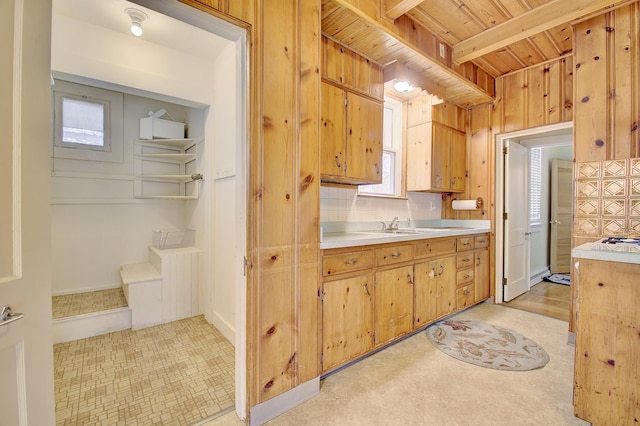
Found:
<box><xmin>529</xmin><ymin>147</ymin><xmax>542</xmax><ymax>226</ymax></box>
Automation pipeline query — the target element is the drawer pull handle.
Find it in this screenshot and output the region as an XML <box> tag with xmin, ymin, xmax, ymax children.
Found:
<box><xmin>335</xmin><ymin>155</ymin><xmax>342</xmax><ymax>169</ymax></box>
<box><xmin>407</xmin><ymin>274</ymin><xmax>413</xmax><ymax>285</ymax></box>
<box><xmin>465</xmin><ymin>274</ymin><xmax>472</xmax><ymax>279</ymax></box>
<box><xmin>391</xmin><ymin>252</ymin><xmax>401</xmax><ymax>259</ymax></box>
<box><xmin>463</xmin><ymin>242</ymin><xmax>471</xmax><ymax>246</ymax></box>
<box><xmin>364</xmin><ymin>282</ymin><xmax>371</xmax><ymax>296</ymax></box>
<box><xmin>463</xmin><ymin>258</ymin><xmax>471</xmax><ymax>263</ymax></box>
<box><xmin>476</xmin><ymin>258</ymin><xmax>481</xmax><ymax>266</ymax></box>
<box><xmin>345</xmin><ymin>259</ymin><xmax>358</xmax><ymax>266</ymax></box>
<box><xmin>438</xmin><ymin>265</ymin><xmax>444</xmax><ymax>276</ymax></box>
<box><xmin>463</xmin><ymin>289</ymin><xmax>471</xmax><ymax>295</ymax></box>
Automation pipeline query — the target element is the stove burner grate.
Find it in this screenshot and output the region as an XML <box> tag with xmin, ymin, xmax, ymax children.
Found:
<box><xmin>600</xmin><ymin>237</ymin><xmax>640</xmax><ymax>245</ymax></box>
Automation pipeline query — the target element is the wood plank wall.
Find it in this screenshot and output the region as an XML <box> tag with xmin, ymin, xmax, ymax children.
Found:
<box><xmin>574</xmin><ymin>3</ymin><xmax>640</xmax><ymax>161</ymax></box>
<box><xmin>182</xmin><ymin>0</ymin><xmax>322</xmax><ymax>417</ymax></box>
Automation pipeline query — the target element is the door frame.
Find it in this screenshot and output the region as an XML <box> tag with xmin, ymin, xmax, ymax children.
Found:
<box><xmin>494</xmin><ymin>121</ymin><xmax>573</xmax><ymax>303</ymax></box>
<box><xmin>128</xmin><ymin>0</ymin><xmax>249</xmax><ymax>419</ymax></box>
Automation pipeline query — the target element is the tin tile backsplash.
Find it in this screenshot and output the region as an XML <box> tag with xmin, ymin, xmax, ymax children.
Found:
<box><xmin>575</xmin><ymin>158</ymin><xmax>640</xmax><ymax>237</ymax></box>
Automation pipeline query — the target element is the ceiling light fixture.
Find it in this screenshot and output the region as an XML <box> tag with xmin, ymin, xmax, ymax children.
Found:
<box><xmin>393</xmin><ymin>80</ymin><xmax>414</xmax><ymax>93</ymax></box>
<box><xmin>126</xmin><ymin>8</ymin><xmax>147</xmax><ymax>37</ymax></box>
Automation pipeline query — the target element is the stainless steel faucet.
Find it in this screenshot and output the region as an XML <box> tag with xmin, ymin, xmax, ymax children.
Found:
<box><xmin>381</xmin><ymin>216</ymin><xmax>399</xmax><ymax>231</ymax></box>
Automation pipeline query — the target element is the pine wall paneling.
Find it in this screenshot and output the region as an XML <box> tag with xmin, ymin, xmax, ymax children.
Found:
<box><xmin>182</xmin><ymin>0</ymin><xmax>322</xmax><ymax>416</ymax></box>
<box><xmin>574</xmin><ymin>4</ymin><xmax>640</xmax><ymax>162</ymax></box>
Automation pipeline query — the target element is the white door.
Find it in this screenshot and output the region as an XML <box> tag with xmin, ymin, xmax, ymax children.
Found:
<box><xmin>503</xmin><ymin>140</ymin><xmax>530</xmax><ymax>301</ymax></box>
<box><xmin>0</xmin><ymin>0</ymin><xmax>55</xmax><ymax>424</ymax></box>
<box><xmin>550</xmin><ymin>158</ymin><xmax>573</xmax><ymax>273</ymax></box>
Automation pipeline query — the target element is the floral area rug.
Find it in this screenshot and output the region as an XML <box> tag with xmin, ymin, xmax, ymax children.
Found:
<box><xmin>426</xmin><ymin>319</ymin><xmax>550</xmax><ymax>371</ymax></box>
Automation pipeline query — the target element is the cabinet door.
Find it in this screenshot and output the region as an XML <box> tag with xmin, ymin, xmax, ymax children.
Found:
<box><xmin>406</xmin><ymin>122</ymin><xmax>433</xmax><ymax>191</ymax></box>
<box><xmin>374</xmin><ymin>265</ymin><xmax>414</xmax><ymax>346</ymax></box>
<box><xmin>431</xmin><ymin>123</ymin><xmax>450</xmax><ymax>191</ymax></box>
<box><xmin>435</xmin><ymin>256</ymin><xmax>456</xmax><ymax>319</ymax></box>
<box><xmin>414</xmin><ymin>260</ymin><xmax>438</xmax><ymax>328</ymax></box>
<box><xmin>345</xmin><ymin>93</ymin><xmax>382</xmax><ymax>183</ymax></box>
<box><xmin>322</xmin><ymin>273</ymin><xmax>374</xmax><ymax>372</ymax></box>
<box><xmin>450</xmin><ymin>129</ymin><xmax>466</xmax><ymax>192</ymax></box>
<box><xmin>474</xmin><ymin>249</ymin><xmax>490</xmax><ymax>302</ymax></box>
<box><xmin>320</xmin><ymin>83</ymin><xmax>346</xmax><ymax>179</ymax></box>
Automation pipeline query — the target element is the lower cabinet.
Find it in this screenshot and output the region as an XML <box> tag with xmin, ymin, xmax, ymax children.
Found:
<box><xmin>374</xmin><ymin>265</ymin><xmax>414</xmax><ymax>346</ymax></box>
<box><xmin>320</xmin><ymin>233</ymin><xmax>489</xmax><ymax>373</ymax></box>
<box><xmin>321</xmin><ymin>272</ymin><xmax>374</xmax><ymax>372</ymax></box>
<box><xmin>414</xmin><ymin>256</ymin><xmax>456</xmax><ymax>328</ymax></box>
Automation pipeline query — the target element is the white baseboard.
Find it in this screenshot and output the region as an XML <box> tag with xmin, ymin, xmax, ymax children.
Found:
<box><xmin>249</xmin><ymin>377</ymin><xmax>320</xmax><ymax>426</ymax></box>
<box><xmin>530</xmin><ymin>267</ymin><xmax>550</xmax><ymax>286</ymax></box>
<box><xmin>211</xmin><ymin>311</ymin><xmax>235</xmax><ymax>346</ymax></box>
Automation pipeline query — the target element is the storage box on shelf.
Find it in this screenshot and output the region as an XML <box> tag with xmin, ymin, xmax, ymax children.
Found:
<box><xmin>134</xmin><ymin>138</ymin><xmax>202</xmax><ymax>200</ymax></box>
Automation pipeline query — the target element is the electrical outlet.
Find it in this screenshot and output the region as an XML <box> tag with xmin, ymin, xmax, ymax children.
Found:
<box><xmin>439</xmin><ymin>43</ymin><xmax>445</xmax><ymax>59</ymax></box>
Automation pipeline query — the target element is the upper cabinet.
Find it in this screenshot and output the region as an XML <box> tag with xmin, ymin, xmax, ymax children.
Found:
<box><xmin>320</xmin><ymin>37</ymin><xmax>383</xmax><ymax>185</ymax></box>
<box><xmin>406</xmin><ymin>93</ymin><xmax>467</xmax><ymax>193</ymax></box>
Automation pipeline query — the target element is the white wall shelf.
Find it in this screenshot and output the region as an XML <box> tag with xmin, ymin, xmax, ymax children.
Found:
<box><xmin>134</xmin><ymin>138</ymin><xmax>202</xmax><ymax>200</ymax></box>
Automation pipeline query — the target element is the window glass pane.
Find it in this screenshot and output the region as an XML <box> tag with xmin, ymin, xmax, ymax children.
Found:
<box><xmin>383</xmin><ymin>106</ymin><xmax>393</xmax><ymax>149</ymax></box>
<box><xmin>360</xmin><ymin>151</ymin><xmax>395</xmax><ymax>195</ymax></box>
<box><xmin>62</xmin><ymin>97</ymin><xmax>105</xmax><ymax>147</ymax></box>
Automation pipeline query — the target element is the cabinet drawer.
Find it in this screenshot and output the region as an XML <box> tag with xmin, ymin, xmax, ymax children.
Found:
<box><xmin>456</xmin><ymin>237</ymin><xmax>474</xmax><ymax>251</ymax></box>
<box><xmin>456</xmin><ymin>268</ymin><xmax>474</xmax><ymax>286</ymax></box>
<box><xmin>456</xmin><ymin>253</ymin><xmax>474</xmax><ymax>269</ymax></box>
<box><xmin>323</xmin><ymin>250</ymin><xmax>374</xmax><ymax>276</ymax></box>
<box><xmin>414</xmin><ymin>237</ymin><xmax>456</xmax><ymax>259</ymax></box>
<box><xmin>456</xmin><ymin>284</ymin><xmax>474</xmax><ymax>310</ymax></box>
<box><xmin>375</xmin><ymin>244</ymin><xmax>414</xmax><ymax>267</ymax></box>
<box><xmin>475</xmin><ymin>234</ymin><xmax>489</xmax><ymax>248</ymax></box>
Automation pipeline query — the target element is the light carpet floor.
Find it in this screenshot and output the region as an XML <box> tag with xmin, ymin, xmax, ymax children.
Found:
<box><xmin>206</xmin><ymin>302</ymin><xmax>588</xmax><ymax>426</ymax></box>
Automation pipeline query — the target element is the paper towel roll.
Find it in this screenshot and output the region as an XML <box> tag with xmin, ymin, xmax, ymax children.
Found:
<box><xmin>452</xmin><ymin>199</ymin><xmax>478</xmax><ymax>210</ymax></box>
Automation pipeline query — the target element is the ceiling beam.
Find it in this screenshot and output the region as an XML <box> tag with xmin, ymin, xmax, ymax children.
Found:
<box><xmin>382</xmin><ymin>0</ymin><xmax>424</xmax><ymax>20</ymax></box>
<box><xmin>453</xmin><ymin>0</ymin><xmax>628</xmax><ymax>64</ymax></box>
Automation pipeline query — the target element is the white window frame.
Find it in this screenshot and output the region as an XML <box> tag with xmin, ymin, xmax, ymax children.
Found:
<box><xmin>358</xmin><ymin>96</ymin><xmax>404</xmax><ymax>198</ymax></box>
<box><xmin>52</xmin><ymin>80</ymin><xmax>124</xmax><ymax>163</ymax></box>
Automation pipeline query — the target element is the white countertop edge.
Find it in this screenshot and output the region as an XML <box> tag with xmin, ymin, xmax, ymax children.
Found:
<box><xmin>320</xmin><ymin>227</ymin><xmax>490</xmax><ymax>250</ymax></box>
<box><xmin>572</xmin><ymin>244</ymin><xmax>640</xmax><ymax>265</ymax></box>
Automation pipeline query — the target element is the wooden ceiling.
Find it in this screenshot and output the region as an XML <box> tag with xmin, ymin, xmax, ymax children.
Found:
<box><xmin>321</xmin><ymin>0</ymin><xmax>632</xmax><ymax>107</ymax></box>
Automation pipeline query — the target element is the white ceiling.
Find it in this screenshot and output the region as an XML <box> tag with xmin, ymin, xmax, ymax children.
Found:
<box><xmin>52</xmin><ymin>0</ymin><xmax>230</xmax><ymax>61</ymax></box>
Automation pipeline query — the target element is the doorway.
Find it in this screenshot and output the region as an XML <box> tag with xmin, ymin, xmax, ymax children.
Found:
<box><xmin>50</xmin><ymin>0</ymin><xmax>248</xmax><ymax>422</ymax></box>
<box><xmin>494</xmin><ymin>122</ymin><xmax>573</xmax><ymax>319</ymax></box>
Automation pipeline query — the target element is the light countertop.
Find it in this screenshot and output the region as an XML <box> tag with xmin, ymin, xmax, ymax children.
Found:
<box><xmin>320</xmin><ymin>220</ymin><xmax>490</xmax><ymax>249</ymax></box>
<box><xmin>572</xmin><ymin>241</ymin><xmax>640</xmax><ymax>265</ymax></box>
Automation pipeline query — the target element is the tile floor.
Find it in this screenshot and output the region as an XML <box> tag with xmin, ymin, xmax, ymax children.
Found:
<box><xmin>52</xmin><ymin>288</ymin><xmax>128</xmax><ymax>319</ymax></box>
<box><xmin>54</xmin><ymin>313</ymin><xmax>235</xmax><ymax>425</ymax></box>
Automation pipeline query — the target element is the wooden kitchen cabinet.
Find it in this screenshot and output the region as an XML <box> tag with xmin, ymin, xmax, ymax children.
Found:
<box><xmin>573</xmin><ymin>258</ymin><xmax>640</xmax><ymax>426</ymax></box>
<box><xmin>456</xmin><ymin>235</ymin><xmax>490</xmax><ymax>309</ymax></box>
<box><xmin>320</xmin><ymin>233</ymin><xmax>488</xmax><ymax>373</ymax></box>
<box><xmin>374</xmin><ymin>265</ymin><xmax>414</xmax><ymax>346</ymax></box>
<box><xmin>321</xmin><ymin>272</ymin><xmax>374</xmax><ymax>372</ymax></box>
<box><xmin>406</xmin><ymin>122</ymin><xmax>466</xmax><ymax>192</ymax></box>
<box><xmin>414</xmin><ymin>255</ymin><xmax>456</xmax><ymax>328</ymax></box>
<box><xmin>320</xmin><ymin>82</ymin><xmax>383</xmax><ymax>184</ymax></box>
